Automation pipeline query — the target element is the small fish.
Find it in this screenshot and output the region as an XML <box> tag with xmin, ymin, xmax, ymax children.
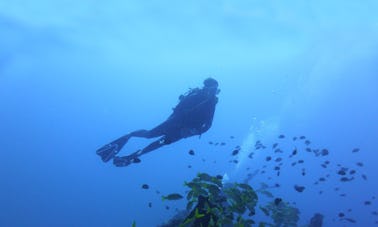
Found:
<box><xmin>301</xmin><ymin>171</ymin><xmax>306</xmax><ymax>176</ymax></box>
<box><xmin>321</xmin><ymin>149</ymin><xmax>329</xmax><ymax>156</ymax></box>
<box><xmin>362</xmin><ymin>174</ymin><xmax>367</xmax><ymax>180</ymax></box>
<box><xmin>272</xmin><ymin>143</ymin><xmax>278</xmax><ymax>149</ymax></box>
<box><xmin>275</xmin><ymin>157</ymin><xmax>282</xmax><ymax>162</ymax></box>
<box><xmin>349</xmin><ymin>170</ymin><xmax>356</xmax><ymax>175</ymax></box>
<box><xmin>275</xmin><ymin>183</ymin><xmax>280</xmax><ymax>187</ymax></box>
<box><xmin>304</xmin><ymin>140</ymin><xmax>311</xmax><ymax>146</ymax></box>
<box><xmin>364</xmin><ymin>201</ymin><xmax>372</xmax><ymax>205</ymax></box>
<box><xmin>298</xmin><ymin>160</ymin><xmax>304</xmax><ymax>164</ymax></box>
<box><xmin>230</xmin><ymin>136</ymin><xmax>235</xmax><ymax>139</ymax></box>
<box><xmin>294</xmin><ymin>185</ymin><xmax>305</xmax><ymax>192</ymax></box>
<box><xmin>293</xmin><ymin>136</ymin><xmax>297</xmax><ymax>141</ymax></box>
<box><xmin>208</xmin><ymin>141</ymin><xmax>213</xmax><ymax>145</ymax></box>
<box><xmin>340</xmin><ymin>177</ymin><xmax>354</xmax><ymax>182</ymax></box>
<box><xmin>278</xmin><ymin>134</ymin><xmax>285</xmax><ymax>139</ymax></box>
<box><xmin>306</xmin><ymin>148</ymin><xmax>312</xmax><ymax>153</ymax></box>
<box><xmin>148</xmin><ymin>202</ymin><xmax>152</xmax><ymax>208</ymax></box>
<box><xmin>188</xmin><ymin>149</ymin><xmax>195</xmax><ymax>155</ymax></box>
<box><xmin>187</xmin><ymin>165</ymin><xmax>192</xmax><ymax>168</ymax></box>
<box><xmin>321</xmin><ymin>164</ymin><xmax>327</xmax><ymax>168</ymax></box>
<box><xmin>291</xmin><ymin>162</ymin><xmax>297</xmax><ymax>166</ymax></box>
<box><xmin>339</xmin><ymin>193</ymin><xmax>346</xmax><ymax>197</ymax></box>
<box><xmin>325</xmin><ymin>161</ymin><xmax>330</xmax><ymax>164</ymax></box>
<box><xmin>220</xmin><ymin>142</ymin><xmax>226</xmax><ymax>146</ymax></box>
<box><xmin>232</xmin><ymin>147</ymin><xmax>241</xmax><ymax>156</ymax></box>
<box><xmin>356</xmin><ymin>162</ymin><xmax>364</xmax><ymax>167</ymax></box>
<box><xmin>292</xmin><ymin>148</ymin><xmax>298</xmax><ymax>156</ymax></box>
<box><xmin>337</xmin><ymin>170</ymin><xmax>347</xmax><ymax>175</ymax></box>
<box><xmin>162</xmin><ymin>193</ymin><xmax>184</xmax><ymax>201</ymax></box>
<box><xmin>142</xmin><ymin>184</ymin><xmax>149</xmax><ymax>189</ymax></box>
<box><xmin>274</xmin><ymin>198</ymin><xmax>282</xmax><ymax>205</ymax></box>
<box><xmin>338</xmin><ymin>212</ymin><xmax>345</xmax><ymax>218</ymax></box>
<box><xmin>274</xmin><ymin>166</ymin><xmax>280</xmax><ymax>171</ymax></box>
<box><xmin>266</xmin><ymin>156</ymin><xmax>272</xmax><ymax>161</ymax></box>
<box><xmin>299</xmin><ymin>136</ymin><xmax>306</xmax><ymax>140</ymax></box>
<box><xmin>319</xmin><ymin>177</ymin><xmax>326</xmax><ymax>182</ymax></box>
<box><xmin>352</xmin><ymin>148</ymin><xmax>360</xmax><ymax>153</ymax></box>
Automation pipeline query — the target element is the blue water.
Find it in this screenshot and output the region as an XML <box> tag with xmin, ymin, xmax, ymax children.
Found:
<box><xmin>1</xmin><ymin>1</ymin><xmax>378</xmax><ymax>226</ymax></box>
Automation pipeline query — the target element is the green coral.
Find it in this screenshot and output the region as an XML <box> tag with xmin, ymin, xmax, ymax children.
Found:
<box><xmin>261</xmin><ymin>200</ymin><xmax>300</xmax><ymax>227</ymax></box>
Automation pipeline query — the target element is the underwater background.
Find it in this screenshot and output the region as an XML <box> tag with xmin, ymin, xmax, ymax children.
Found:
<box><xmin>1</xmin><ymin>0</ymin><xmax>378</xmax><ymax>226</ymax></box>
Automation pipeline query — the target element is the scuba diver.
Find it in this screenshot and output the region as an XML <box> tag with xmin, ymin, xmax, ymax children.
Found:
<box><xmin>96</xmin><ymin>77</ymin><xmax>220</xmax><ymax>167</ymax></box>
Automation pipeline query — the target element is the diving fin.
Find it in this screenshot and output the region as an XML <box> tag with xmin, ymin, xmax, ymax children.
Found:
<box><xmin>96</xmin><ymin>135</ymin><xmax>129</xmax><ymax>162</ymax></box>
<box><xmin>113</xmin><ymin>155</ymin><xmax>141</xmax><ymax>167</ymax></box>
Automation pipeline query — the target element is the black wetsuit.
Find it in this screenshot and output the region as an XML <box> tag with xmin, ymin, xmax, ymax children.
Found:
<box><xmin>96</xmin><ymin>86</ymin><xmax>219</xmax><ymax>166</ymax></box>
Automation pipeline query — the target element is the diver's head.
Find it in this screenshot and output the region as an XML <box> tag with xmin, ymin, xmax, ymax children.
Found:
<box><xmin>203</xmin><ymin>77</ymin><xmax>220</xmax><ymax>95</ymax></box>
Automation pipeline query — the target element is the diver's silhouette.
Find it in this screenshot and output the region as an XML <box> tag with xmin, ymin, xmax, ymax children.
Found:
<box><xmin>96</xmin><ymin>78</ymin><xmax>219</xmax><ymax>167</ymax></box>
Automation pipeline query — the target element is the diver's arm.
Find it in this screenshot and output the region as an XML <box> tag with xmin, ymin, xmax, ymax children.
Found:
<box><xmin>197</xmin><ymin>98</ymin><xmax>217</xmax><ymax>134</ymax></box>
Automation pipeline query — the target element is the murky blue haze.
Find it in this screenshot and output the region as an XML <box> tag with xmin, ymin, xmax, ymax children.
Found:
<box><xmin>1</xmin><ymin>1</ymin><xmax>378</xmax><ymax>226</ymax></box>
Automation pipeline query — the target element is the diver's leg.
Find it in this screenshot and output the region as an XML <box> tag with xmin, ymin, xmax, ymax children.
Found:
<box><xmin>113</xmin><ymin>136</ymin><xmax>179</xmax><ymax>167</ymax></box>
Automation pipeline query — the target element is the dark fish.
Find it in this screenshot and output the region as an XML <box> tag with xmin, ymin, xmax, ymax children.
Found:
<box><xmin>165</xmin><ymin>206</ymin><xmax>170</xmax><ymax>210</ymax></box>
<box><xmin>304</xmin><ymin>140</ymin><xmax>311</xmax><ymax>145</ymax></box>
<box><xmin>301</xmin><ymin>171</ymin><xmax>306</xmax><ymax>176</ymax></box>
<box><xmin>298</xmin><ymin>160</ymin><xmax>304</xmax><ymax>164</ymax></box>
<box><xmin>275</xmin><ymin>183</ymin><xmax>280</xmax><ymax>187</ymax></box>
<box><xmin>277</xmin><ymin>171</ymin><xmax>280</xmax><ymax>176</ymax></box>
<box><xmin>220</xmin><ymin>142</ymin><xmax>226</xmax><ymax>146</ymax></box>
<box><xmin>338</xmin><ymin>212</ymin><xmax>345</xmax><ymax>218</ymax></box>
<box><xmin>188</xmin><ymin>149</ymin><xmax>195</xmax><ymax>155</ymax></box>
<box><xmin>208</xmin><ymin>141</ymin><xmax>213</xmax><ymax>145</ymax></box>
<box><xmin>142</xmin><ymin>184</ymin><xmax>149</xmax><ymax>189</ymax></box>
<box><xmin>274</xmin><ymin>198</ymin><xmax>282</xmax><ymax>205</ymax></box>
<box><xmin>340</xmin><ymin>193</ymin><xmax>346</xmax><ymax>197</ymax></box>
<box><xmin>266</xmin><ymin>156</ymin><xmax>272</xmax><ymax>161</ymax></box>
<box><xmin>162</xmin><ymin>193</ymin><xmax>184</xmax><ymax>201</ymax></box>
<box><xmin>362</xmin><ymin>174</ymin><xmax>367</xmax><ymax>180</ymax></box>
<box><xmin>338</xmin><ymin>170</ymin><xmax>347</xmax><ymax>175</ymax></box>
<box><xmin>148</xmin><ymin>202</ymin><xmax>152</xmax><ymax>208</ymax></box>
<box><xmin>299</xmin><ymin>136</ymin><xmax>306</xmax><ymax>139</ymax></box>
<box><xmin>356</xmin><ymin>162</ymin><xmax>364</xmax><ymax>167</ymax></box>
<box><xmin>319</xmin><ymin>190</ymin><xmax>323</xmax><ymax>194</ymax></box>
<box><xmin>334</xmin><ymin>187</ymin><xmax>340</xmax><ymax>191</ymax></box>
<box><xmin>273</xmin><ymin>143</ymin><xmax>278</xmax><ymax>149</ymax></box>
<box><xmin>321</xmin><ymin>149</ymin><xmax>329</xmax><ymax>156</ymax></box>
<box><xmin>340</xmin><ymin>177</ymin><xmax>354</xmax><ymax>182</ymax></box>
<box><xmin>187</xmin><ymin>165</ymin><xmax>192</xmax><ymax>168</ymax></box>
<box><xmin>319</xmin><ymin>177</ymin><xmax>326</xmax><ymax>182</ymax></box>
<box><xmin>306</xmin><ymin>148</ymin><xmax>312</xmax><ymax>152</ymax></box>
<box><xmin>232</xmin><ymin>147</ymin><xmax>240</xmax><ymax>156</ymax></box>
<box><xmin>294</xmin><ymin>185</ymin><xmax>305</xmax><ymax>192</ymax></box>
<box><xmin>291</xmin><ymin>162</ymin><xmax>297</xmax><ymax>166</ymax></box>
<box><xmin>325</xmin><ymin>161</ymin><xmax>330</xmax><ymax>164</ymax></box>
<box><xmin>321</xmin><ymin>164</ymin><xmax>327</xmax><ymax>168</ymax></box>
<box><xmin>292</xmin><ymin>148</ymin><xmax>298</xmax><ymax>156</ymax></box>
<box><xmin>352</xmin><ymin>148</ymin><xmax>360</xmax><ymax>153</ymax></box>
<box><xmin>278</xmin><ymin>134</ymin><xmax>285</xmax><ymax>139</ymax></box>
<box><xmin>214</xmin><ymin>142</ymin><xmax>219</xmax><ymax>146</ymax></box>
<box><xmin>274</xmin><ymin>166</ymin><xmax>280</xmax><ymax>171</ymax></box>
<box><xmin>364</xmin><ymin>201</ymin><xmax>372</xmax><ymax>205</ymax></box>
<box><xmin>274</xmin><ymin>148</ymin><xmax>283</xmax><ymax>153</ymax></box>
<box><xmin>230</xmin><ymin>136</ymin><xmax>235</xmax><ymax>139</ymax></box>
<box><xmin>349</xmin><ymin>170</ymin><xmax>356</xmax><ymax>175</ymax></box>
<box><xmin>248</xmin><ymin>152</ymin><xmax>254</xmax><ymax>159</ymax></box>
<box><xmin>293</xmin><ymin>137</ymin><xmax>297</xmax><ymax>141</ymax></box>
<box><xmin>275</xmin><ymin>157</ymin><xmax>282</xmax><ymax>162</ymax></box>
<box><xmin>233</xmin><ymin>159</ymin><xmax>239</xmax><ymax>164</ymax></box>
